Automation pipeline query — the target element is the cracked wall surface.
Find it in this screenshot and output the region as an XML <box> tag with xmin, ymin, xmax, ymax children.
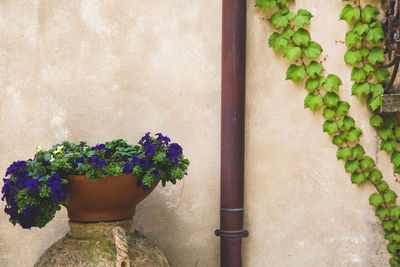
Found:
<box><xmin>0</xmin><ymin>1</ymin><xmax>397</xmax><ymax>266</ymax></box>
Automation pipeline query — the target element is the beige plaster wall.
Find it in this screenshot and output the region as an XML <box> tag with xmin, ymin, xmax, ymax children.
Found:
<box><xmin>0</xmin><ymin>0</ymin><xmax>397</xmax><ymax>266</ymax></box>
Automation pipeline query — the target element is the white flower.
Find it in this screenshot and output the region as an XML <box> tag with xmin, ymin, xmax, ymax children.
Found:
<box><xmin>50</xmin><ymin>155</ymin><xmax>55</xmax><ymax>162</ymax></box>
<box><xmin>53</xmin><ymin>145</ymin><xmax>64</xmax><ymax>154</ymax></box>
<box><xmin>35</xmin><ymin>146</ymin><xmax>42</xmax><ymax>153</ymax></box>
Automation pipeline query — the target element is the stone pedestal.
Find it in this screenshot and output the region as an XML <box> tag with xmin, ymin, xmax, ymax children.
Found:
<box><xmin>34</xmin><ymin>219</ymin><xmax>170</xmax><ymax>267</ymax></box>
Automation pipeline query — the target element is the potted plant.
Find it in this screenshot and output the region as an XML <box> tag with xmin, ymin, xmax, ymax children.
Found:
<box><xmin>1</xmin><ymin>132</ymin><xmax>190</xmax><ymax>229</ymax></box>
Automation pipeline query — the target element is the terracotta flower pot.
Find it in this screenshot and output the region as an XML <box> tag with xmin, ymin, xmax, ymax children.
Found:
<box><xmin>65</xmin><ymin>174</ymin><xmax>158</xmax><ymax>222</ymax></box>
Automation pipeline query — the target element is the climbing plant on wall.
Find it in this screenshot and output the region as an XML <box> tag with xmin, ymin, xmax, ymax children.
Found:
<box><xmin>256</xmin><ymin>0</ymin><xmax>400</xmax><ymax>265</ymax></box>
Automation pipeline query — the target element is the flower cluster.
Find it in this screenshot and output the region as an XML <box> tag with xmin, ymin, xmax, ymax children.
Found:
<box><xmin>2</xmin><ymin>161</ymin><xmax>68</xmax><ymax>229</ymax></box>
<box><xmin>1</xmin><ymin>133</ymin><xmax>189</xmax><ymax>229</ymax></box>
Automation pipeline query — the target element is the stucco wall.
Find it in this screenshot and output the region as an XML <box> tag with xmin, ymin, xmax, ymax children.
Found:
<box><xmin>0</xmin><ymin>0</ymin><xmax>398</xmax><ymax>266</ymax></box>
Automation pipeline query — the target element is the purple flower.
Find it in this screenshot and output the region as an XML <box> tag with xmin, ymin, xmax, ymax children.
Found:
<box><xmin>123</xmin><ymin>163</ymin><xmax>132</xmax><ymax>174</ymax></box>
<box><xmin>155</xmin><ymin>133</ymin><xmax>170</xmax><ymax>145</ymax></box>
<box><xmin>167</xmin><ymin>143</ymin><xmax>183</xmax><ymax>164</ymax></box>
<box><xmin>91</xmin><ymin>144</ymin><xmax>106</xmax><ymax>150</ymax></box>
<box><xmin>46</xmin><ymin>173</ymin><xmax>68</xmax><ymax>202</ymax></box>
<box><xmin>89</xmin><ymin>155</ymin><xmax>108</xmax><ymax>168</ymax></box>
<box><xmin>139</xmin><ymin>159</ymin><xmax>154</xmax><ymax>168</ymax></box>
<box><xmin>20</xmin><ymin>205</ymin><xmax>40</xmax><ymax>229</ymax></box>
<box><xmin>136</xmin><ymin>181</ymin><xmax>151</xmax><ymax>190</ymax></box>
<box><xmin>152</xmin><ymin>169</ymin><xmax>161</xmax><ymax>177</ymax></box>
<box><xmin>75</xmin><ymin>155</ymin><xmax>87</xmax><ymax>164</ymax></box>
<box><xmin>139</xmin><ymin>132</ymin><xmax>151</xmax><ymax>145</ymax></box>
<box><xmin>5</xmin><ymin>161</ymin><xmax>28</xmax><ymax>177</ymax></box>
<box><xmin>144</xmin><ymin>143</ymin><xmax>158</xmax><ymax>157</ymax></box>
<box><xmin>131</xmin><ymin>153</ymin><xmax>139</xmax><ymax>166</ymax></box>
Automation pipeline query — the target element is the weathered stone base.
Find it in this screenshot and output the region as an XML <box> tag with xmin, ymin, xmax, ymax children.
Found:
<box><xmin>34</xmin><ymin>219</ymin><xmax>170</xmax><ymax>267</ymax></box>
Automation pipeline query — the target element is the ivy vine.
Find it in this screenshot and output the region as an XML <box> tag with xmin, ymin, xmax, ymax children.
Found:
<box><xmin>256</xmin><ymin>0</ymin><xmax>400</xmax><ymax>265</ymax></box>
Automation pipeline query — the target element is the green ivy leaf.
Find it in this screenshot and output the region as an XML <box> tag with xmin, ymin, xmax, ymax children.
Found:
<box><xmin>323</xmin><ymin>108</ymin><xmax>336</xmax><ymax>120</ymax></box>
<box><xmin>305</xmin><ymin>77</ymin><xmax>323</xmax><ymax>92</ymax></box>
<box><xmin>337</xmin><ymin>101</ymin><xmax>350</xmax><ymax>116</ymax></box>
<box><xmin>340</xmin><ymin>4</ymin><xmax>361</xmax><ymax>24</ymax></box>
<box><xmin>359</xmin><ymin>47</ymin><xmax>369</xmax><ymax>58</ymax></box>
<box><xmin>336</xmin><ymin>119</ymin><xmax>344</xmax><ymax>129</ymax></box>
<box><xmin>348</xmin><ymin>128</ymin><xmax>362</xmax><ymax>143</ymax></box>
<box><xmin>378</xmin><ymin>126</ymin><xmax>393</xmax><ymax>140</ymax></box>
<box><xmin>323</xmin><ymin>120</ymin><xmax>339</xmax><ymax>135</ymax></box>
<box><xmin>363</xmin><ymin>63</ymin><xmax>375</xmax><ymax>75</ymax></box>
<box><xmin>391</xmin><ymin>206</ymin><xmax>400</xmax><ymax>219</ymax></box>
<box><xmin>369</xmin><ymin>168</ymin><xmax>382</xmax><ymax>184</ymax></box>
<box><xmin>383</xmin><ymin>115</ymin><xmax>397</xmax><ymax>128</ymax></box>
<box><xmin>304</xmin><ymin>92</ymin><xmax>323</xmax><ymax>113</ymax></box>
<box><xmin>294</xmin><ymin>9</ymin><xmax>313</xmax><ymax>28</ymax></box>
<box><xmin>368</xmin><ymin>47</ymin><xmax>385</xmax><ymax>65</ymax></box>
<box><xmin>366</xmin><ymin>22</ymin><xmax>384</xmax><ymax>44</ymax></box>
<box><xmin>343</xmin><ymin>116</ymin><xmax>355</xmax><ymax>131</ymax></box>
<box><xmin>370</xmin><ymin>83</ymin><xmax>384</xmax><ymax>98</ymax></box>
<box><xmin>306</xmin><ymin>61</ymin><xmax>324</xmax><ymax>77</ymax></box>
<box><xmin>293</xmin><ymin>28</ymin><xmax>311</xmax><ymax>46</ymax></box>
<box><xmin>332</xmin><ymin>135</ymin><xmax>344</xmax><ymax>146</ymax></box>
<box><xmin>376</xmin><ymin>206</ymin><xmax>390</xmax><ymax>220</ymax></box>
<box><xmin>345</xmin><ymin>31</ymin><xmax>361</xmax><ymax>46</ymax></box>
<box><xmin>351</xmin><ymin>83</ymin><xmax>370</xmax><ymax>100</ymax></box>
<box><xmin>286</xmin><ymin>64</ymin><xmax>306</xmax><ymax>84</ymax></box>
<box><xmin>269</xmin><ymin>32</ymin><xmax>288</xmax><ymax>52</ymax></box>
<box><xmin>345</xmin><ymin>159</ymin><xmax>360</xmax><ymax>173</ymax></box>
<box><xmin>369</xmin><ymin>193</ymin><xmax>384</xmax><ymax>207</ymax></box>
<box><xmin>304</xmin><ymin>41</ymin><xmax>322</xmax><ymax>59</ymax></box>
<box><xmin>378</xmin><ymin>182</ymin><xmax>389</xmax><ymax>194</ymax></box>
<box><xmin>351</xmin><ymin>67</ymin><xmax>367</xmax><ymax>83</ymax></box>
<box><xmin>367</xmin><ymin>95</ymin><xmax>382</xmax><ymax>111</ymax></box>
<box><xmin>390</xmin><ymin>257</ymin><xmax>400</xmax><ymax>266</ymax></box>
<box><xmin>352</xmin><ymin>144</ymin><xmax>365</xmax><ymax>159</ymax></box>
<box><xmin>395</xmin><ymin>127</ymin><xmax>400</xmax><ymax>139</ymax></box>
<box><xmin>324</xmin><ymin>92</ymin><xmax>340</xmax><ymax>108</ymax></box>
<box><xmin>383</xmin><ymin>220</ymin><xmax>395</xmax><ymax>231</ymax></box>
<box><xmin>256</xmin><ymin>0</ymin><xmax>276</xmax><ymax>10</ymax></box>
<box><xmin>375</xmin><ymin>67</ymin><xmax>391</xmax><ymax>83</ymax></box>
<box><xmin>344</xmin><ymin>49</ymin><xmax>362</xmax><ymax>66</ymax></box>
<box><xmin>381</xmin><ymin>139</ymin><xmax>397</xmax><ymax>154</ymax></box>
<box><xmin>361</xmin><ymin>5</ymin><xmax>379</xmax><ymax>23</ymax></box>
<box><xmin>351</xmin><ymin>172</ymin><xmax>365</xmax><ymax>186</ymax></box>
<box><xmin>370</xmin><ymin>115</ymin><xmax>383</xmax><ymax>128</ymax></box>
<box><xmin>271</xmin><ymin>11</ymin><xmax>289</xmax><ymax>29</ymax></box>
<box><xmin>284</xmin><ymin>45</ymin><xmax>301</xmax><ymax>61</ymax></box>
<box><xmin>276</xmin><ymin>0</ymin><xmax>287</xmax><ymax>9</ymax></box>
<box><xmin>353</xmin><ymin>22</ymin><xmax>369</xmax><ymax>36</ymax></box>
<box><xmin>360</xmin><ymin>156</ymin><xmax>374</xmax><ymax>171</ymax></box>
<box><xmin>281</xmin><ymin>27</ymin><xmax>294</xmax><ymax>40</ymax></box>
<box><xmin>385</xmin><ymin>190</ymin><xmax>397</xmax><ymax>204</ymax></box>
<box><xmin>323</xmin><ymin>74</ymin><xmax>342</xmax><ymax>92</ymax></box>
<box><xmin>337</xmin><ymin>147</ymin><xmax>352</xmax><ymax>161</ymax></box>
<box><xmin>391</xmin><ymin>151</ymin><xmax>400</xmax><ymax>167</ymax></box>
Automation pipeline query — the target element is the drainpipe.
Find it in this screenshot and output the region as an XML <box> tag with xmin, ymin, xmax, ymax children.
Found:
<box><xmin>215</xmin><ymin>1</ymin><xmax>248</xmax><ymax>267</ymax></box>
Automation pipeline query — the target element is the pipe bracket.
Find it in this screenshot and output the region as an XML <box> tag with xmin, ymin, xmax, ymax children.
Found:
<box><xmin>215</xmin><ymin>229</ymin><xmax>249</xmax><ymax>239</ymax></box>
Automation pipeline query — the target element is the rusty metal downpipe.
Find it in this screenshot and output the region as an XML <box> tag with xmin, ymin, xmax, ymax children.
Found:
<box><xmin>215</xmin><ymin>1</ymin><xmax>248</xmax><ymax>267</ymax></box>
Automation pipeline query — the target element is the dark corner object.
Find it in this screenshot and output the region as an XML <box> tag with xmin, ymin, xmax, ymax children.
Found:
<box><xmin>378</xmin><ymin>0</ymin><xmax>400</xmax><ymax>113</ymax></box>
<box><xmin>216</xmin><ymin>1</ymin><xmax>248</xmax><ymax>267</ymax></box>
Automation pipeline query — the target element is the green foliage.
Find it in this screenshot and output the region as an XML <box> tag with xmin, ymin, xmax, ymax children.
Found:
<box><xmin>344</xmin><ymin>49</ymin><xmax>361</xmax><ymax>66</ymax></box>
<box><xmin>367</xmin><ymin>47</ymin><xmax>385</xmax><ymax>65</ymax></box>
<box><xmin>304</xmin><ymin>41</ymin><xmax>322</xmax><ymax>59</ymax></box>
<box><xmin>294</xmin><ymin>9</ymin><xmax>313</xmax><ymax>28</ymax></box>
<box><xmin>304</xmin><ymin>93</ymin><xmax>323</xmax><ymax>113</ymax></box>
<box><xmin>306</xmin><ymin>61</ymin><xmax>324</xmax><ymax>77</ymax></box>
<box><xmin>293</xmin><ymin>28</ymin><xmax>310</xmax><ymax>46</ymax></box>
<box><xmin>269</xmin><ymin>32</ymin><xmax>288</xmax><ymax>52</ymax></box>
<box><xmin>257</xmin><ymin>1</ymin><xmax>399</xmax><ymax>264</ymax></box>
<box><xmin>286</xmin><ymin>64</ymin><xmax>306</xmax><ymax>84</ymax></box>
<box><xmin>351</xmin><ymin>83</ymin><xmax>370</xmax><ymax>100</ymax></box>
<box><xmin>323</xmin><ymin>74</ymin><xmax>342</xmax><ymax>92</ymax></box>
<box><xmin>340</xmin><ymin>4</ymin><xmax>360</xmax><ymax>24</ymax></box>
